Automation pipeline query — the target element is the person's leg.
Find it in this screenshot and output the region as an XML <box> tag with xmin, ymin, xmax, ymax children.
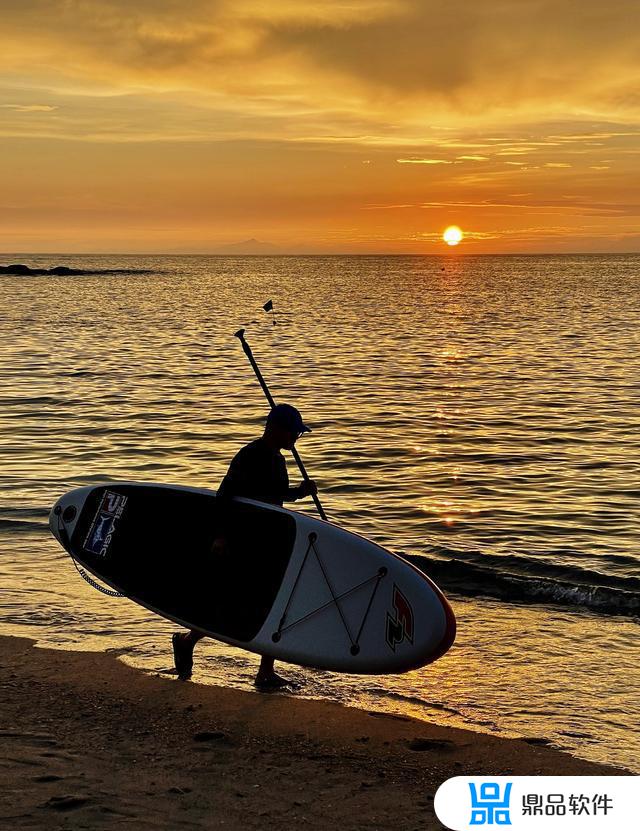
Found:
<box><xmin>172</xmin><ymin>630</ymin><xmax>204</xmax><ymax>680</ymax></box>
<box><xmin>254</xmin><ymin>656</ymin><xmax>291</xmax><ymax>689</ymax></box>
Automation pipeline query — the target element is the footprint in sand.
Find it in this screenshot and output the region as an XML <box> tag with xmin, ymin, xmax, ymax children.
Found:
<box><xmin>41</xmin><ymin>795</ymin><xmax>89</xmax><ymax>812</ymax></box>
<box><xmin>407</xmin><ymin>737</ymin><xmax>455</xmax><ymax>752</ymax></box>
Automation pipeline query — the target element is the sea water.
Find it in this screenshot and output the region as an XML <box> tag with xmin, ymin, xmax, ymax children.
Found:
<box><xmin>1</xmin><ymin>253</ymin><xmax>638</xmax><ymax>771</ymax></box>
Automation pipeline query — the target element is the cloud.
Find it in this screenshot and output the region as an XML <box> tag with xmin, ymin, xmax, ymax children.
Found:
<box><xmin>1</xmin><ymin>1</ymin><xmax>639</xmax><ymax>252</ymax></box>
<box><xmin>0</xmin><ymin>103</ymin><xmax>58</xmax><ymax>111</ymax></box>
<box><xmin>1</xmin><ymin>0</ymin><xmax>639</xmax><ymax>126</ymax></box>
<box><xmin>260</xmin><ymin>0</ymin><xmax>640</xmax><ymax>119</ymax></box>
<box><xmin>396</xmin><ymin>157</ymin><xmax>451</xmax><ymax>164</ymax></box>
<box><xmin>362</xmin><ymin>197</ymin><xmax>640</xmax><ymax>218</ymax></box>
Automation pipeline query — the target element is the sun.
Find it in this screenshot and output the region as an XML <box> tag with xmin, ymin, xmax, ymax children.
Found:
<box><xmin>443</xmin><ymin>225</ymin><xmax>463</xmax><ymax>246</ymax></box>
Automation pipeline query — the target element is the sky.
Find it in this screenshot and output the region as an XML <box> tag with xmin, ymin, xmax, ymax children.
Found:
<box><xmin>1</xmin><ymin>0</ymin><xmax>639</xmax><ymax>254</ymax></box>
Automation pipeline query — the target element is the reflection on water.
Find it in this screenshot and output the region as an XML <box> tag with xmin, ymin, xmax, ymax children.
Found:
<box><xmin>1</xmin><ymin>253</ymin><xmax>639</xmax><ymax>772</ymax></box>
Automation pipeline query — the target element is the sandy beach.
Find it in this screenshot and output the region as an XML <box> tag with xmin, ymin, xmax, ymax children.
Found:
<box><xmin>0</xmin><ymin>635</ymin><xmax>627</xmax><ymax>830</ymax></box>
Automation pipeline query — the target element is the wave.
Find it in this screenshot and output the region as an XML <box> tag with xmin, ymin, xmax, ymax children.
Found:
<box><xmin>409</xmin><ymin>551</ymin><xmax>640</xmax><ymax>619</ymax></box>
<box><xmin>0</xmin><ymin>519</ymin><xmax>47</xmax><ymax>534</ymax></box>
<box><xmin>0</xmin><ymin>506</ymin><xmax>50</xmax><ymax>535</ymax></box>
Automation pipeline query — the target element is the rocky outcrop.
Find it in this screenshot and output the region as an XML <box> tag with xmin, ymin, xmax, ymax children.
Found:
<box><xmin>0</xmin><ymin>263</ymin><xmax>152</xmax><ymax>276</ymax></box>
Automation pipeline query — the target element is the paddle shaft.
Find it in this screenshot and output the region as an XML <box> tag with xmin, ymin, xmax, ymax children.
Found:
<box><xmin>234</xmin><ymin>329</ymin><xmax>327</xmax><ymax>520</ymax></box>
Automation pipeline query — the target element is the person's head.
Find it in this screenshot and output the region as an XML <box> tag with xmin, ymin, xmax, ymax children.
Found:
<box><xmin>263</xmin><ymin>403</ymin><xmax>311</xmax><ymax>450</ymax></box>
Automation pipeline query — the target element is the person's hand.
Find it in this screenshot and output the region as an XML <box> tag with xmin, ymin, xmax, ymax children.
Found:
<box><xmin>298</xmin><ymin>479</ymin><xmax>318</xmax><ymax>498</ymax></box>
<box><xmin>211</xmin><ymin>536</ymin><xmax>228</xmax><ymax>556</ymax></box>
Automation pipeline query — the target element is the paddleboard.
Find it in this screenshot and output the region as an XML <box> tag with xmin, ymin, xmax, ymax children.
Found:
<box><xmin>49</xmin><ymin>482</ymin><xmax>456</xmax><ymax>673</ymax></box>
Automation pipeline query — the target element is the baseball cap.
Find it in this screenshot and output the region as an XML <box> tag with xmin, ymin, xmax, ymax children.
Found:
<box><xmin>266</xmin><ymin>403</ymin><xmax>311</xmax><ymax>434</ymax></box>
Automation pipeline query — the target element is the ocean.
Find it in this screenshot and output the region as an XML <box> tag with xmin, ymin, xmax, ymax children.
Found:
<box><xmin>1</xmin><ymin>253</ymin><xmax>638</xmax><ymax>771</ymax></box>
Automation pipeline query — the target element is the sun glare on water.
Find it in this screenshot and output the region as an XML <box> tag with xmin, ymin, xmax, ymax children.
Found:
<box><xmin>443</xmin><ymin>226</ymin><xmax>463</xmax><ymax>246</ymax></box>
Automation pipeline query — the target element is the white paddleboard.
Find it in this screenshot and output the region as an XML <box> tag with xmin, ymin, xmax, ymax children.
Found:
<box><xmin>50</xmin><ymin>482</ymin><xmax>456</xmax><ymax>673</ymax></box>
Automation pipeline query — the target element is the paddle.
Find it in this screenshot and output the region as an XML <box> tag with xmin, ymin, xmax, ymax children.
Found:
<box><xmin>234</xmin><ymin>327</ymin><xmax>327</xmax><ymax>520</ymax></box>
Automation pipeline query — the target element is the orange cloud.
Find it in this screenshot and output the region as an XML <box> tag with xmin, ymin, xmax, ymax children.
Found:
<box><xmin>0</xmin><ymin>0</ymin><xmax>639</xmax><ymax>252</ymax></box>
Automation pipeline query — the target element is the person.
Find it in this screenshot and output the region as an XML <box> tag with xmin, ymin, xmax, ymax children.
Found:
<box><xmin>172</xmin><ymin>403</ymin><xmax>317</xmax><ymax>689</ymax></box>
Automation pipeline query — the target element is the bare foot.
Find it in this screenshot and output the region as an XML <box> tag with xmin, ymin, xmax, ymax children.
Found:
<box><xmin>171</xmin><ymin>632</ymin><xmax>194</xmax><ymax>681</ymax></box>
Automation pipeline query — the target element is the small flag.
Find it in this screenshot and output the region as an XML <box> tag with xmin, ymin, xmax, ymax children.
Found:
<box><xmin>263</xmin><ymin>299</ymin><xmax>276</xmax><ymax>325</ymax></box>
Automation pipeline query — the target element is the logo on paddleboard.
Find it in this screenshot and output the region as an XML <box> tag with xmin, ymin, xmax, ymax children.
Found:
<box><xmin>84</xmin><ymin>491</ymin><xmax>128</xmax><ymax>558</ymax></box>
<box><xmin>385</xmin><ymin>585</ymin><xmax>414</xmax><ymax>650</ymax></box>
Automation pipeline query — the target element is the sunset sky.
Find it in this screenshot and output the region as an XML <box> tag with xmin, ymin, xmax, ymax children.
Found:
<box><xmin>1</xmin><ymin>0</ymin><xmax>639</xmax><ymax>254</ymax></box>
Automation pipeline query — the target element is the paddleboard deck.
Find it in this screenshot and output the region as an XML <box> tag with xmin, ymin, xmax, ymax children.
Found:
<box><xmin>50</xmin><ymin>482</ymin><xmax>456</xmax><ymax>673</ymax></box>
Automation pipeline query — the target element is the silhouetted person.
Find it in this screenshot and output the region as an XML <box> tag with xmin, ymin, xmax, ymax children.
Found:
<box><xmin>172</xmin><ymin>403</ymin><xmax>317</xmax><ymax>688</ymax></box>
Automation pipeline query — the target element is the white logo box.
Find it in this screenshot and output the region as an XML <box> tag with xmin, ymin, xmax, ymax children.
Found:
<box><xmin>435</xmin><ymin>776</ymin><xmax>640</xmax><ymax>831</ymax></box>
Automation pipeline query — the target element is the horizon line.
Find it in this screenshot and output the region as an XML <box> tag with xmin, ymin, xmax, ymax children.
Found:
<box><xmin>2</xmin><ymin>250</ymin><xmax>639</xmax><ymax>258</ymax></box>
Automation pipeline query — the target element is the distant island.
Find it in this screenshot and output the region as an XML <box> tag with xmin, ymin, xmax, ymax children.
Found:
<box><xmin>0</xmin><ymin>263</ymin><xmax>153</xmax><ymax>276</ymax></box>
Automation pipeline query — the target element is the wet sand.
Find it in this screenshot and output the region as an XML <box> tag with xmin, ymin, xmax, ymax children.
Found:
<box><xmin>0</xmin><ymin>635</ymin><xmax>626</xmax><ymax>829</ymax></box>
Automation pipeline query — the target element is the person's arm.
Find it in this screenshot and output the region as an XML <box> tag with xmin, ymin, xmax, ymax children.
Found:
<box><xmin>285</xmin><ymin>479</ymin><xmax>318</xmax><ymax>501</ymax></box>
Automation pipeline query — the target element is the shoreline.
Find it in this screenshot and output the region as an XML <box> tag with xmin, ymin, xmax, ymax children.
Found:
<box><xmin>1</xmin><ymin>635</ymin><xmax>628</xmax><ymax>829</ymax></box>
